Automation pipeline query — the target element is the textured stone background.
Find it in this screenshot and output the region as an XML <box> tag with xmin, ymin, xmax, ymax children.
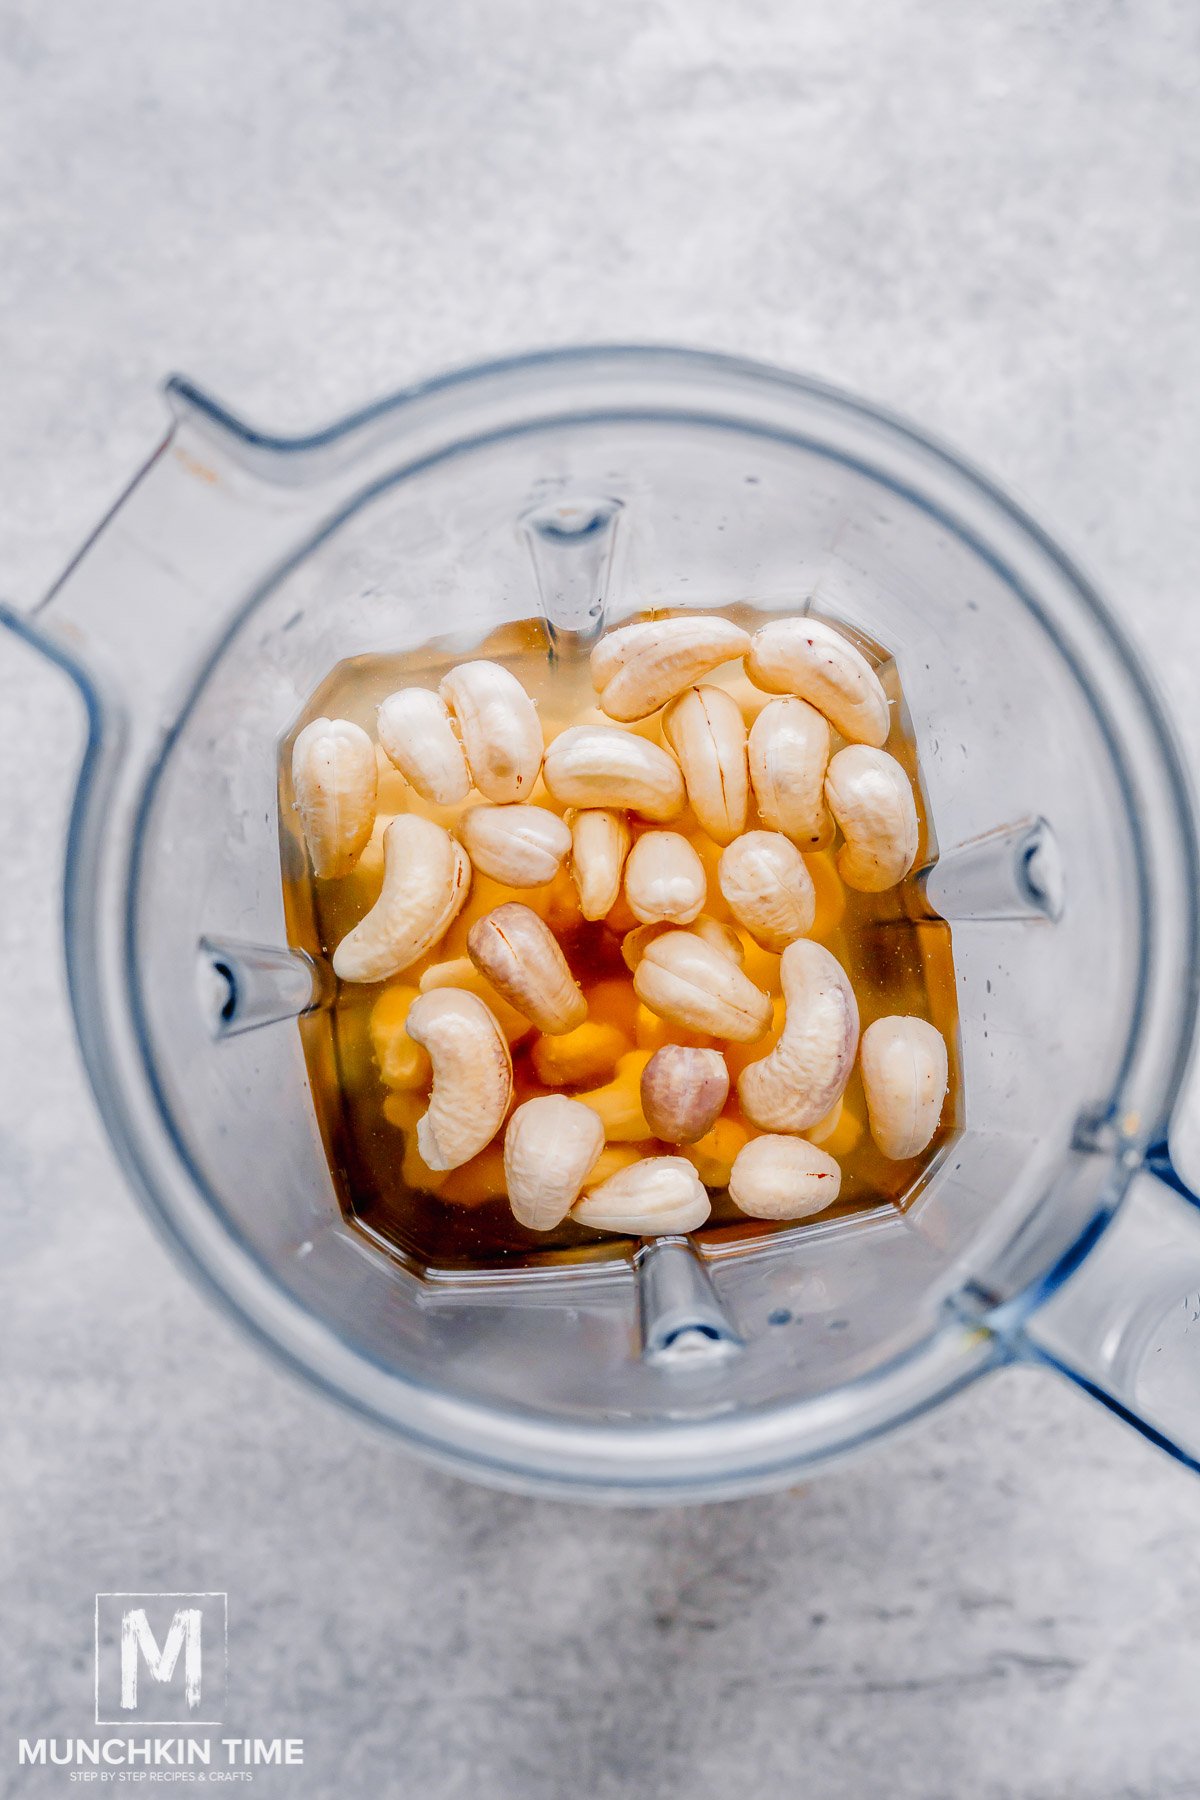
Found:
<box><xmin>4</xmin><ymin>1</ymin><xmax>1200</xmax><ymax>1794</ymax></box>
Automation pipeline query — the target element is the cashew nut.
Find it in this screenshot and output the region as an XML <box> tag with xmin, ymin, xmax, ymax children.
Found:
<box><xmin>543</xmin><ymin>726</ymin><xmax>685</xmax><ymax>821</ymax></box>
<box><xmin>661</xmin><ymin>685</ymin><xmax>749</xmax><ymax>845</ymax></box>
<box><xmin>377</xmin><ymin>688</ymin><xmax>471</xmax><ymax>806</ymax></box>
<box><xmin>292</xmin><ymin>717</ymin><xmax>378</xmax><ymax>879</ymax></box>
<box><xmin>623</xmin><ymin>830</ymin><xmax>707</xmax><ymax>926</ymax></box>
<box><xmin>456</xmin><ymin>803</ymin><xmax>571</xmax><ymax>887</ymax></box>
<box><xmin>737</xmin><ymin>939</ymin><xmax>859</xmax><ymax>1132</ymax></box>
<box><xmin>332</xmin><ymin>815</ymin><xmax>471</xmax><ymax>982</ymax></box>
<box><xmin>467</xmin><ymin>901</ymin><xmax>587</xmax><ymax>1035</ymax></box>
<box><xmin>571</xmin><ymin>1156</ymin><xmax>712</xmax><ymax>1235</ymax></box>
<box><xmin>747</xmin><ymin>618</ymin><xmax>890</xmax><ymax>747</ymax></box>
<box><xmin>860</xmin><ymin>1015</ymin><xmax>949</xmax><ymax>1159</ymax></box>
<box><xmin>718</xmin><ymin>831</ymin><xmax>816</xmax><ymax>952</ymax></box>
<box><xmin>640</xmin><ymin>1046</ymin><xmax>729</xmax><ymax>1144</ymax></box>
<box><xmin>748</xmin><ymin>696</ymin><xmax>833</xmax><ymax>849</ymax></box>
<box><xmin>634</xmin><ymin>929</ymin><xmax>772</xmax><ymax>1043</ymax></box>
<box><xmin>621</xmin><ymin>928</ymin><xmax>664</xmax><ymax>971</ymax></box>
<box><xmin>692</xmin><ymin>914</ymin><xmax>747</xmax><ymax>966</ymax></box>
<box><xmin>403</xmin><ymin>988</ymin><xmax>513</xmax><ymax>1171</ymax></box>
<box><xmin>622</xmin><ymin>914</ymin><xmax>744</xmax><ymax>973</ymax></box>
<box><xmin>439</xmin><ymin>660</ymin><xmax>543</xmax><ymax>803</ymax></box>
<box><xmin>567</xmin><ymin>807</ymin><xmax>631</xmax><ymax>920</ymax></box>
<box><xmin>503</xmin><ymin>1095</ymin><xmax>606</xmax><ymax>1231</ymax></box>
<box><xmin>824</xmin><ymin>745</ymin><xmax>919</xmax><ymax>892</ymax></box>
<box><xmin>590</xmin><ymin>615</ymin><xmax>751</xmax><ymax>721</ymax></box>
<box><xmin>418</xmin><ymin>956</ymin><xmax>535</xmax><ymax>1045</ymax></box>
<box><xmin>728</xmin><ymin>1134</ymin><xmax>842</xmax><ymax>1220</ymax></box>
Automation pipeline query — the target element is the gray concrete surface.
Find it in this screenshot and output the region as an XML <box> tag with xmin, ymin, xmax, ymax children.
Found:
<box><xmin>4</xmin><ymin>0</ymin><xmax>1200</xmax><ymax>1794</ymax></box>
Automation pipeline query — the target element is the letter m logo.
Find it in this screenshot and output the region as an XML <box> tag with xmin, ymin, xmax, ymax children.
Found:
<box><xmin>95</xmin><ymin>1593</ymin><xmax>227</xmax><ymax>1724</ymax></box>
<box><xmin>121</xmin><ymin>1606</ymin><xmax>202</xmax><ymax>1710</ymax></box>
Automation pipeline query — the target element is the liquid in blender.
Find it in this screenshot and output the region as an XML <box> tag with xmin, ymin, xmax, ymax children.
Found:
<box><xmin>279</xmin><ymin>612</ymin><xmax>960</xmax><ymax>1271</ymax></box>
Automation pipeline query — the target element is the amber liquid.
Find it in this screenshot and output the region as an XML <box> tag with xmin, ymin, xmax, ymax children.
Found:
<box><xmin>279</xmin><ymin>612</ymin><xmax>961</xmax><ymax>1271</ymax></box>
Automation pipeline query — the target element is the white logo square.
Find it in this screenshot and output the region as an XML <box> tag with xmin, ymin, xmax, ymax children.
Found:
<box><xmin>94</xmin><ymin>1592</ymin><xmax>228</xmax><ymax>1725</ymax></box>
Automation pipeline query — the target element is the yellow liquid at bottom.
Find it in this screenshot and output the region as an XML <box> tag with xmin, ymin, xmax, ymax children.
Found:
<box><xmin>279</xmin><ymin>614</ymin><xmax>961</xmax><ymax>1271</ymax></box>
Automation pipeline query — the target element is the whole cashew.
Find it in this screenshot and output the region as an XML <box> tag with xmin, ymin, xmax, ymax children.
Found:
<box><xmin>640</xmin><ymin>1046</ymin><xmax>729</xmax><ymax>1144</ymax></box>
<box><xmin>456</xmin><ymin>803</ymin><xmax>571</xmax><ymax>887</ymax></box>
<box><xmin>571</xmin><ymin>1156</ymin><xmax>712</xmax><ymax>1235</ymax></box>
<box><xmin>860</xmin><ymin>1015</ymin><xmax>949</xmax><ymax>1159</ymax></box>
<box><xmin>504</xmin><ymin>1095</ymin><xmax>606</xmax><ymax>1231</ymax></box>
<box><xmin>634</xmin><ymin>929</ymin><xmax>772</xmax><ymax>1043</ymax></box>
<box><xmin>404</xmin><ymin>988</ymin><xmax>513</xmax><ymax>1171</ymax></box>
<box><xmin>292</xmin><ymin>717</ymin><xmax>378</xmax><ymax>878</ymax></box>
<box><xmin>377</xmin><ymin>688</ymin><xmax>471</xmax><ymax>806</ymax></box>
<box><xmin>728</xmin><ymin>1134</ymin><xmax>842</xmax><ymax>1220</ymax></box>
<box><xmin>748</xmin><ymin>697</ymin><xmax>833</xmax><ymax>849</ymax></box>
<box><xmin>824</xmin><ymin>745</ymin><xmax>918</xmax><ymax>892</ymax></box>
<box><xmin>543</xmin><ymin>726</ymin><xmax>686</xmax><ymax>820</ymax></box>
<box><xmin>662</xmin><ymin>684</ymin><xmax>749</xmax><ymax>845</ymax></box>
<box><xmin>467</xmin><ymin>901</ymin><xmax>587</xmax><ymax>1035</ymax></box>
<box><xmin>692</xmin><ymin>914</ymin><xmax>747</xmax><ymax>966</ymax></box>
<box><xmin>737</xmin><ymin>939</ymin><xmax>859</xmax><ymax>1132</ymax></box>
<box><xmin>623</xmin><ymin>830</ymin><xmax>707</xmax><ymax>926</ymax></box>
<box><xmin>332</xmin><ymin>815</ymin><xmax>471</xmax><ymax>982</ymax></box>
<box><xmin>417</xmin><ymin>956</ymin><xmax>536</xmax><ymax>1045</ymax></box>
<box><xmin>439</xmin><ymin>660</ymin><xmax>543</xmax><ymax>803</ymax></box>
<box><xmin>568</xmin><ymin>807</ymin><xmax>631</xmax><ymax>920</ymax></box>
<box><xmin>747</xmin><ymin>618</ymin><xmax>890</xmax><ymax>747</ymax></box>
<box><xmin>718</xmin><ymin>830</ymin><xmax>816</xmax><ymax>952</ymax></box>
<box><xmin>622</xmin><ymin>913</ymin><xmax>744</xmax><ymax>972</ymax></box>
<box><xmin>591</xmin><ymin>615</ymin><xmax>751</xmax><ymax>721</ymax></box>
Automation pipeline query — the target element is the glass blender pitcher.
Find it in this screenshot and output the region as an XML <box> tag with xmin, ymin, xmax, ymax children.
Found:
<box><xmin>7</xmin><ymin>345</ymin><xmax>1200</xmax><ymax>1501</ymax></box>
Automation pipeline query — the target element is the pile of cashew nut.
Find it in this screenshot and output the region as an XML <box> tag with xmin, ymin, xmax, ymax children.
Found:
<box><xmin>291</xmin><ymin>612</ymin><xmax>950</xmax><ymax>1238</ymax></box>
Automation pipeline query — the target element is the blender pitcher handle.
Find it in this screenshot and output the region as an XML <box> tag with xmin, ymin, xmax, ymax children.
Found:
<box><xmin>1013</xmin><ymin>1143</ymin><xmax>1200</xmax><ymax>1471</ymax></box>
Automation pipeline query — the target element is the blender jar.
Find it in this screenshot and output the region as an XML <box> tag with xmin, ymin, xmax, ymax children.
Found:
<box><xmin>6</xmin><ymin>345</ymin><xmax>1200</xmax><ymax>1501</ymax></box>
